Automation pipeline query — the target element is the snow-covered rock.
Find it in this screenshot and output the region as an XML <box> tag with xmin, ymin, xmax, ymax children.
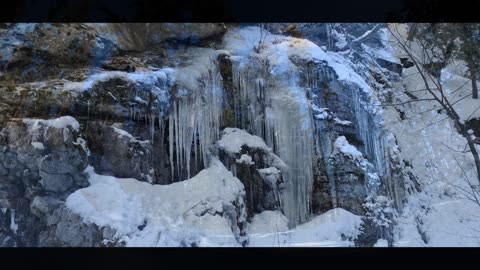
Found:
<box><xmin>66</xmin><ymin>159</ymin><xmax>248</xmax><ymax>247</ymax></box>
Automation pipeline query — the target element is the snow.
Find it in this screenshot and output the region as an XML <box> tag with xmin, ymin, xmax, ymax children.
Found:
<box><xmin>224</xmin><ymin>27</ymin><xmax>319</xmax><ymax>226</ymax></box>
<box><xmin>334</xmin><ymin>118</ymin><xmax>352</xmax><ymax>126</ymax></box>
<box><xmin>7</xmin><ymin>24</ymin><xmax>480</xmax><ymax>247</ymax></box>
<box><xmin>31</xmin><ymin>142</ymin><xmax>45</xmax><ymax>150</ymax></box>
<box><xmin>111</xmin><ymin>126</ymin><xmax>149</xmax><ymax>145</ymax></box>
<box><xmin>66</xmin><ymin>159</ymin><xmax>246</xmax><ymax>246</ymax></box>
<box><xmin>173</xmin><ymin>48</ymin><xmax>221</xmax><ymax>92</ymax></box>
<box><xmin>217</xmin><ymin>128</ymin><xmax>270</xmax><ymax>154</ymax></box>
<box><xmin>247</xmin><ymin>210</ymin><xmax>289</xmax><ymax>235</ymax></box>
<box><xmin>257</xmin><ymin>167</ymin><xmax>282</xmax><ymax>186</ymax></box>
<box><xmin>374</xmin><ymin>239</ymin><xmax>389</xmax><ymax>247</ymax></box>
<box><xmin>223</xmin><ymin>26</ymin><xmax>376</xmax><ymax>97</ymax></box>
<box><xmin>312</xmin><ymin>105</ymin><xmax>330</xmax><ymax>119</ymax></box>
<box><xmin>360</xmin><ymin>28</ymin><xmax>399</xmax><ymax>63</ymax></box>
<box><xmin>333</xmin><ymin>136</ymin><xmax>363</xmax><ymax>159</ymax></box>
<box><xmin>62</xmin><ymin>69</ymin><xmax>173</xmax><ymax>99</ymax></box>
<box><xmin>382</xmin><ymin>23</ymin><xmax>480</xmax><ymax>247</ymax></box>
<box><xmin>247</xmin><ymin>208</ymin><xmax>363</xmax><ymax>247</ymax></box>
<box><xmin>166</xmin><ymin>48</ymin><xmax>224</xmax><ymax>180</ymax></box>
<box><xmin>23</xmin><ymin>116</ymin><xmax>80</xmax><ymax>131</ymax></box>
<box><xmin>421</xmin><ymin>199</ymin><xmax>480</xmax><ymax>246</ymax></box>
<box><xmin>236</xmin><ymin>154</ymin><xmax>254</xmax><ymax>165</ymax></box>
<box><xmin>257</xmin><ymin>167</ymin><xmax>281</xmax><ymax>175</ymax></box>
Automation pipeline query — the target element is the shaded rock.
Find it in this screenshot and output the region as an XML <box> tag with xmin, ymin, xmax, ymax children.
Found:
<box><xmin>0</xmin><ymin>116</ymin><xmax>89</xmax><ymax>246</ymax></box>
<box><xmin>93</xmin><ymin>23</ymin><xmax>227</xmax><ymax>51</ymax></box>
<box><xmin>329</xmin><ymin>153</ymin><xmax>367</xmax><ymax>215</ymax></box>
<box><xmin>0</xmin><ymin>163</ymin><xmax>8</xmax><ymax>176</ymax></box>
<box><xmin>86</xmin><ymin>121</ymin><xmax>156</xmax><ymax>183</ymax></box>
<box><xmin>52</xmin><ymin>208</ymin><xmax>104</xmax><ymax>247</ymax></box>
<box><xmin>39</xmin><ymin>171</ymin><xmax>74</xmax><ymax>194</ymax></box>
<box><xmin>281</xmin><ymin>24</ymin><xmax>304</xmax><ymax>38</ymax></box>
<box><xmin>40</xmin><ymin>150</ymin><xmax>88</xmax><ymax>175</ymax></box>
<box><xmin>216</xmin><ymin>137</ymin><xmax>285</xmax><ymax>219</ymax></box>
<box><xmin>29</xmin><ymin>196</ymin><xmax>63</xmax><ymax>218</ymax></box>
<box><xmin>0</xmin><ymin>177</ymin><xmax>23</xmax><ymax>201</ymax></box>
<box><xmin>1</xmin><ymin>23</ymin><xmax>118</xmax><ymax>83</ymax></box>
<box><xmin>376</xmin><ymin>58</ymin><xmax>403</xmax><ymax>75</ymax></box>
<box><xmin>100</xmin><ymin>56</ymin><xmax>145</xmax><ymax>72</ymax></box>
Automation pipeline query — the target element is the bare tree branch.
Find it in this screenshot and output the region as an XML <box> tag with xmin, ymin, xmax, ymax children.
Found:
<box><xmin>388</xmin><ymin>24</ymin><xmax>480</xmax><ymax>184</ymax></box>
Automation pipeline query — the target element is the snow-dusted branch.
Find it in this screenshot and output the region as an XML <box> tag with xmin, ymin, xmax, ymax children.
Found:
<box><xmin>389</xmin><ymin>24</ymin><xmax>480</xmax><ymax>185</ymax></box>
<box><xmin>337</xmin><ymin>24</ymin><xmax>382</xmax><ymax>52</ymax></box>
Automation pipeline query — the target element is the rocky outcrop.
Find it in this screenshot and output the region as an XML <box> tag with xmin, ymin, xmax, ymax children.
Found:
<box><xmin>1</xmin><ymin>23</ymin><xmax>117</xmax><ymax>83</ymax></box>
<box><xmin>0</xmin><ymin>23</ymin><xmax>409</xmax><ymax>247</ymax></box>
<box><xmin>86</xmin><ymin>121</ymin><xmax>170</xmax><ymax>183</ymax></box>
<box><xmin>216</xmin><ymin>129</ymin><xmax>286</xmax><ymax>219</ymax></box>
<box><xmin>92</xmin><ymin>23</ymin><xmax>228</xmax><ymax>51</ymax></box>
<box><xmin>329</xmin><ymin>150</ymin><xmax>368</xmax><ymax>215</ymax></box>
<box><xmin>0</xmin><ymin>116</ymin><xmax>94</xmax><ymax>246</ymax></box>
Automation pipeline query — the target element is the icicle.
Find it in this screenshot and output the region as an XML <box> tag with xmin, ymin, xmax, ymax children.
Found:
<box><xmin>167</xmin><ymin>65</ymin><xmax>224</xmax><ymax>181</ymax></box>
<box><xmin>231</xmin><ymin>60</ymin><xmax>314</xmax><ymax>227</ymax></box>
<box><xmin>169</xmin><ymin>111</ymin><xmax>174</xmax><ymax>182</ymax></box>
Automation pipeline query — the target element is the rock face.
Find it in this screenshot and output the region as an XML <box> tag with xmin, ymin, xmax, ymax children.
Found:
<box><xmin>86</xmin><ymin>121</ymin><xmax>157</xmax><ymax>183</ymax></box>
<box><xmin>92</xmin><ymin>23</ymin><xmax>227</xmax><ymax>51</ymax></box>
<box><xmin>329</xmin><ymin>150</ymin><xmax>368</xmax><ymax>215</ymax></box>
<box><xmin>0</xmin><ymin>23</ymin><xmax>408</xmax><ymax>247</ymax></box>
<box><xmin>0</xmin><ymin>117</ymin><xmax>97</xmax><ymax>246</ymax></box>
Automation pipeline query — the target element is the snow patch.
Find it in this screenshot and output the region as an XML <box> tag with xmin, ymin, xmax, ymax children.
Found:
<box><xmin>217</xmin><ymin>128</ymin><xmax>270</xmax><ymax>154</ymax></box>
<box><xmin>23</xmin><ymin>116</ymin><xmax>80</xmax><ymax>131</ymax></box>
<box><xmin>31</xmin><ymin>142</ymin><xmax>45</xmax><ymax>150</ymax></box>
<box><xmin>247</xmin><ymin>208</ymin><xmax>363</xmax><ymax>247</ymax></box>
<box><xmin>236</xmin><ymin>154</ymin><xmax>254</xmax><ymax>165</ymax></box>
<box><xmin>333</xmin><ymin>136</ymin><xmax>363</xmax><ymax>159</ymax></box>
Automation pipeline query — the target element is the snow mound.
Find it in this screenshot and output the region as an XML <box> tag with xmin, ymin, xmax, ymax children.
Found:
<box><xmin>247</xmin><ymin>208</ymin><xmax>363</xmax><ymax>247</ymax></box>
<box><xmin>332</xmin><ymin>136</ymin><xmax>363</xmax><ymax>159</ymax></box>
<box><xmin>421</xmin><ymin>199</ymin><xmax>480</xmax><ymax>247</ymax></box>
<box><xmin>66</xmin><ymin>159</ymin><xmax>247</xmax><ymax>247</ymax></box>
<box><xmin>217</xmin><ymin>128</ymin><xmax>270</xmax><ymax>154</ymax></box>
<box><xmin>247</xmin><ymin>210</ymin><xmax>289</xmax><ymax>235</ymax></box>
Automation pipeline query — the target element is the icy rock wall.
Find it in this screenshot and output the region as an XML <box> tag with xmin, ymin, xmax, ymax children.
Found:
<box><xmin>167</xmin><ymin>52</ymin><xmax>224</xmax><ymax>181</ymax></box>
<box><xmin>227</xmin><ymin>57</ymin><xmax>314</xmax><ymax>227</ymax></box>
<box><xmin>306</xmin><ymin>62</ymin><xmax>404</xmax><ymax>217</ymax></box>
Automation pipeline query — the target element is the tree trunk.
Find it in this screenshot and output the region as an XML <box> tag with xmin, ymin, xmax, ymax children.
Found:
<box><xmin>472</xmin><ymin>73</ymin><xmax>478</xmax><ymax>99</ymax></box>
<box><xmin>325</xmin><ymin>24</ymin><xmax>332</xmax><ymax>50</ymax></box>
<box><xmin>407</xmin><ymin>23</ymin><xmax>417</xmax><ymax>41</ymax></box>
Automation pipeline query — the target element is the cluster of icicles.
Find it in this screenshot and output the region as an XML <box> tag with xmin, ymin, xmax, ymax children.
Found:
<box><xmin>133</xmin><ymin>54</ymin><xmax>398</xmax><ymax>228</ymax></box>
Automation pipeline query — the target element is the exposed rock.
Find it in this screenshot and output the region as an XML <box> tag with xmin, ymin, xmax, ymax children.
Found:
<box><xmin>329</xmin><ymin>152</ymin><xmax>367</xmax><ymax>215</ymax></box>
<box><xmin>40</xmin><ymin>150</ymin><xmax>87</xmax><ymax>175</ymax></box>
<box><xmin>86</xmin><ymin>121</ymin><xmax>156</xmax><ymax>183</ymax></box>
<box><xmin>216</xmin><ymin>130</ymin><xmax>286</xmax><ymax>219</ymax></box>
<box><xmin>0</xmin><ymin>163</ymin><xmax>7</xmax><ymax>176</ymax></box>
<box><xmin>39</xmin><ymin>171</ymin><xmax>74</xmax><ymax>194</ymax></box>
<box><xmin>1</xmin><ymin>23</ymin><xmax>118</xmax><ymax>83</ymax></box>
<box><xmin>30</xmin><ymin>196</ymin><xmax>63</xmax><ymax>218</ymax></box>
<box><xmin>281</xmin><ymin>24</ymin><xmax>304</xmax><ymax>38</ymax></box>
<box><xmin>0</xmin><ymin>23</ymin><xmax>409</xmax><ymax>247</ymax></box>
<box><xmin>92</xmin><ymin>23</ymin><xmax>228</xmax><ymax>51</ymax></box>
<box><xmin>0</xmin><ymin>116</ymin><xmax>89</xmax><ymax>246</ymax></box>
